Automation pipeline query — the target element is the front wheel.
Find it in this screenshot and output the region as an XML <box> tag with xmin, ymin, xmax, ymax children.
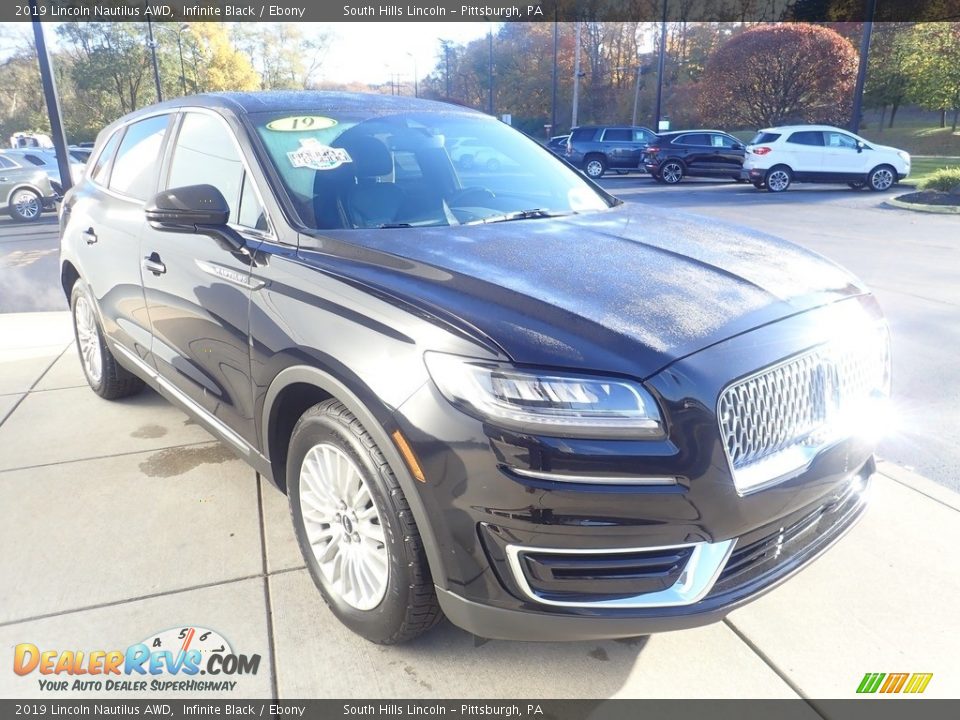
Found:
<box><xmin>70</xmin><ymin>283</ymin><xmax>145</xmax><ymax>399</ymax></box>
<box><xmin>8</xmin><ymin>188</ymin><xmax>42</xmax><ymax>222</ymax></box>
<box><xmin>287</xmin><ymin>399</ymin><xmax>442</xmax><ymax>644</ymax></box>
<box><xmin>764</xmin><ymin>166</ymin><xmax>792</xmax><ymax>192</ymax></box>
<box><xmin>868</xmin><ymin>165</ymin><xmax>896</xmax><ymax>191</ymax></box>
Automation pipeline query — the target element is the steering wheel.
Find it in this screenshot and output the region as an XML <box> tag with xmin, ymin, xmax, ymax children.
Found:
<box><xmin>449</xmin><ymin>187</ymin><xmax>496</xmax><ymax>207</ymax></box>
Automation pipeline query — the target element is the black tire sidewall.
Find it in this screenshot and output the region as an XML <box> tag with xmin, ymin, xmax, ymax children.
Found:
<box><xmin>765</xmin><ymin>166</ymin><xmax>791</xmax><ymax>192</ymax></box>
<box><xmin>9</xmin><ymin>189</ymin><xmax>42</xmax><ymax>223</ymax></box>
<box><xmin>662</xmin><ymin>161</ymin><xmax>684</xmax><ymax>184</ymax></box>
<box><xmin>869</xmin><ymin>165</ymin><xmax>894</xmax><ymax>191</ymax></box>
<box><xmin>287</xmin><ymin>408</ymin><xmax>413</xmax><ymax>641</ymax></box>
<box><xmin>584</xmin><ymin>156</ymin><xmax>606</xmax><ymax>178</ymax></box>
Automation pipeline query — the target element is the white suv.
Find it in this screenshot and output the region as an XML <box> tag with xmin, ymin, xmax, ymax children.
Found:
<box><xmin>743</xmin><ymin>125</ymin><xmax>910</xmax><ymax>192</ymax></box>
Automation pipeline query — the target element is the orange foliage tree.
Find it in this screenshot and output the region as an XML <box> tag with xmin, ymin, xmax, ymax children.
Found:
<box><xmin>698</xmin><ymin>23</ymin><xmax>858</xmax><ymax>128</ymax></box>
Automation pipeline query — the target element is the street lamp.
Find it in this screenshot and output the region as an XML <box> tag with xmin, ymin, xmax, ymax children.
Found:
<box><xmin>406</xmin><ymin>52</ymin><xmax>418</xmax><ymax>98</ymax></box>
<box><xmin>144</xmin><ymin>2</ymin><xmax>162</xmax><ymax>102</ymax></box>
<box><xmin>176</xmin><ymin>24</ymin><xmax>190</xmax><ymax>96</ymax></box>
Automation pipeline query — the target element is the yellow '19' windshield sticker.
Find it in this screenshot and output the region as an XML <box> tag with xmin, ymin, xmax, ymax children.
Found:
<box><xmin>266</xmin><ymin>116</ymin><xmax>337</xmax><ymax>132</ymax></box>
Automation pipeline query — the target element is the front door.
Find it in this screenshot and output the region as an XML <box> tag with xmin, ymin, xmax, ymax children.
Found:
<box><xmin>821</xmin><ymin>130</ymin><xmax>870</xmax><ymax>178</ymax></box>
<box><xmin>140</xmin><ymin>110</ymin><xmax>272</xmax><ymax>448</ymax></box>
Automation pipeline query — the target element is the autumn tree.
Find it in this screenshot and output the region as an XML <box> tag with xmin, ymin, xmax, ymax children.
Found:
<box><xmin>863</xmin><ymin>22</ymin><xmax>912</xmax><ymax>129</ymax></box>
<box><xmin>698</xmin><ymin>23</ymin><xmax>858</xmax><ymax>128</ymax></box>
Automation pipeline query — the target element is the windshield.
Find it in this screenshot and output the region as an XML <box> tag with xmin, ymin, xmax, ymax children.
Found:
<box><xmin>251</xmin><ymin>110</ymin><xmax>611</xmax><ymax>230</ymax></box>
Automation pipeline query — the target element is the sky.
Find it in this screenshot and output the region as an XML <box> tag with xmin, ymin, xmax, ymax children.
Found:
<box><xmin>0</xmin><ymin>21</ymin><xmax>493</xmax><ymax>87</ymax></box>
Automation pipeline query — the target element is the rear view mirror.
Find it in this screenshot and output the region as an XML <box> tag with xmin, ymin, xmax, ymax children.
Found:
<box><xmin>146</xmin><ymin>184</ymin><xmax>230</xmax><ymax>231</ymax></box>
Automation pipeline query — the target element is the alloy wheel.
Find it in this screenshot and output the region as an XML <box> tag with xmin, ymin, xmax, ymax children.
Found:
<box><xmin>299</xmin><ymin>442</ymin><xmax>388</xmax><ymax>611</ymax></box>
<box><xmin>870</xmin><ymin>168</ymin><xmax>894</xmax><ymax>191</ymax></box>
<box><xmin>766</xmin><ymin>169</ymin><xmax>790</xmax><ymax>192</ymax></box>
<box><xmin>662</xmin><ymin>162</ymin><xmax>683</xmax><ymax>184</ymax></box>
<box><xmin>12</xmin><ymin>190</ymin><xmax>40</xmax><ymax>220</ymax></box>
<box><xmin>585</xmin><ymin>159</ymin><xmax>604</xmax><ymax>178</ymax></box>
<box><xmin>74</xmin><ymin>295</ymin><xmax>103</xmax><ymax>385</ymax></box>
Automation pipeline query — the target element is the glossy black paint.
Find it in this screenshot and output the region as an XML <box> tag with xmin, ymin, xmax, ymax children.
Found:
<box><xmin>60</xmin><ymin>92</ymin><xmax>880</xmax><ymax>640</ymax></box>
<box><xmin>643</xmin><ymin>130</ymin><xmax>746</xmax><ymax>181</ymax></box>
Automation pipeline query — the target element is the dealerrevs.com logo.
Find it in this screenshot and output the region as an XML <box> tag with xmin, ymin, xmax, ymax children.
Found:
<box><xmin>13</xmin><ymin>626</ymin><xmax>261</xmax><ymax>692</ymax></box>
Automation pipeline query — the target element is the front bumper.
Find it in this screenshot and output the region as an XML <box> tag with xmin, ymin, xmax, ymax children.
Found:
<box><xmin>438</xmin><ymin>464</ymin><xmax>870</xmax><ymax>640</ymax></box>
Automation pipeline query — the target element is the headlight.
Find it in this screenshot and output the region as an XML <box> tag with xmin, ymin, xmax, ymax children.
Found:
<box><xmin>424</xmin><ymin>352</ymin><xmax>665</xmax><ymax>438</ymax></box>
<box><xmin>897</xmin><ymin>150</ymin><xmax>910</xmax><ymax>163</ymax></box>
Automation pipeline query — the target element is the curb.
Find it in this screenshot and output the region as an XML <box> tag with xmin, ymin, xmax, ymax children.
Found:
<box><xmin>885</xmin><ymin>197</ymin><xmax>960</xmax><ymax>214</ymax></box>
<box><xmin>877</xmin><ymin>460</ymin><xmax>960</xmax><ymax>512</ymax></box>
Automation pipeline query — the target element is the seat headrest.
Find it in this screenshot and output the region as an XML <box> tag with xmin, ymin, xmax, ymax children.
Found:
<box><xmin>338</xmin><ymin>135</ymin><xmax>393</xmax><ymax>178</ymax></box>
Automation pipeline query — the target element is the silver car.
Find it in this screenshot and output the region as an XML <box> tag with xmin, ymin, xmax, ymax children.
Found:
<box><xmin>0</xmin><ymin>153</ymin><xmax>56</xmax><ymax>222</ymax></box>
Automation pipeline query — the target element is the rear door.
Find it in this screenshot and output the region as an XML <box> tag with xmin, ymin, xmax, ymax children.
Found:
<box><xmin>65</xmin><ymin>115</ymin><xmax>172</xmax><ymax>362</ymax></box>
<box><xmin>674</xmin><ymin>133</ymin><xmax>713</xmax><ymax>174</ymax></box>
<box><xmin>707</xmin><ymin>133</ymin><xmax>745</xmax><ymax>176</ymax></box>
<box><xmin>599</xmin><ymin>128</ymin><xmax>635</xmax><ymax>169</ymax></box>
<box><xmin>140</xmin><ymin>109</ymin><xmax>272</xmax><ymax>447</ymax></box>
<box><xmin>783</xmin><ymin>130</ymin><xmax>825</xmax><ymax>178</ymax></box>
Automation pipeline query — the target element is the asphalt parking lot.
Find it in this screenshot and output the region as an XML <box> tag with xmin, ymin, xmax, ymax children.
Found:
<box><xmin>1</xmin><ymin>181</ymin><xmax>959</xmax><ymax>700</ymax></box>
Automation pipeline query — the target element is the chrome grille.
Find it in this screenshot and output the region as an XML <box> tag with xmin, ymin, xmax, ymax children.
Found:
<box><xmin>718</xmin><ymin>327</ymin><xmax>889</xmax><ymax>493</ymax></box>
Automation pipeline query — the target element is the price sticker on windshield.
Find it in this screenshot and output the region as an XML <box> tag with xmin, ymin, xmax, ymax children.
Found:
<box><xmin>266</xmin><ymin>116</ymin><xmax>337</xmax><ymax>132</ymax></box>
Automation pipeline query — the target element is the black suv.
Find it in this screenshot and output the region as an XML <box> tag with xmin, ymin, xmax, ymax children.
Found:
<box><xmin>564</xmin><ymin>125</ymin><xmax>656</xmax><ymax>178</ymax></box>
<box><xmin>643</xmin><ymin>130</ymin><xmax>747</xmax><ymax>184</ymax></box>
<box><xmin>61</xmin><ymin>93</ymin><xmax>888</xmax><ymax>644</ymax></box>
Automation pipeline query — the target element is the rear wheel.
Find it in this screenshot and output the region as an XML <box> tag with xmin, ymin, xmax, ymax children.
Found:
<box><xmin>764</xmin><ymin>166</ymin><xmax>792</xmax><ymax>192</ymax></box>
<box><xmin>868</xmin><ymin>165</ymin><xmax>896</xmax><ymax>191</ymax></box>
<box><xmin>583</xmin><ymin>155</ymin><xmax>606</xmax><ymax>179</ymax></box>
<box><xmin>660</xmin><ymin>160</ymin><xmax>685</xmax><ymax>184</ymax></box>
<box><xmin>8</xmin><ymin>189</ymin><xmax>42</xmax><ymax>222</ymax></box>
<box><xmin>287</xmin><ymin>399</ymin><xmax>442</xmax><ymax>644</ymax></box>
<box><xmin>70</xmin><ymin>283</ymin><xmax>145</xmax><ymax>400</ymax></box>
<box><xmin>485</xmin><ymin>157</ymin><xmax>501</xmax><ymax>172</ymax></box>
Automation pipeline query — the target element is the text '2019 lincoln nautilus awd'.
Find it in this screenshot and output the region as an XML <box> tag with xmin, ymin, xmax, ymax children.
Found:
<box><xmin>60</xmin><ymin>92</ymin><xmax>891</xmax><ymax>644</ymax></box>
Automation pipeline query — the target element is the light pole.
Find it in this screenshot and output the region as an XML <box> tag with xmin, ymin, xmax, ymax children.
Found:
<box><xmin>653</xmin><ymin>0</ymin><xmax>667</xmax><ymax>130</ymax></box>
<box><xmin>487</xmin><ymin>23</ymin><xmax>494</xmax><ymax>116</ymax></box>
<box><xmin>406</xmin><ymin>52</ymin><xmax>418</xmax><ymax>98</ymax></box>
<box><xmin>176</xmin><ymin>24</ymin><xmax>190</xmax><ymax>96</ymax></box>
<box><xmin>439</xmin><ymin>39</ymin><xmax>452</xmax><ymax>99</ymax></box>
<box><xmin>571</xmin><ymin>21</ymin><xmax>582</xmax><ymax>128</ymax></box>
<box><xmin>850</xmin><ymin>0</ymin><xmax>877</xmax><ymax>134</ymax></box>
<box><xmin>144</xmin><ymin>3</ymin><xmax>162</xmax><ymax>102</ymax></box>
<box><xmin>632</xmin><ymin>66</ymin><xmax>642</xmax><ymax>126</ymax></box>
<box><xmin>551</xmin><ymin>14</ymin><xmax>558</xmax><ymax>134</ymax></box>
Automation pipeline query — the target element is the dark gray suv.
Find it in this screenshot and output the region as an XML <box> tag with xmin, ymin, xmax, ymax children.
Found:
<box><xmin>564</xmin><ymin>125</ymin><xmax>656</xmax><ymax>178</ymax></box>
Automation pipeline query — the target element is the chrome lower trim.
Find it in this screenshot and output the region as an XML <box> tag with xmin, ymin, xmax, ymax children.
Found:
<box><xmin>505</xmin><ymin>538</ymin><xmax>736</xmax><ymax>609</ymax></box>
<box><xmin>112</xmin><ymin>343</ymin><xmax>253</xmax><ymax>457</ymax></box>
<box><xmin>509</xmin><ymin>467</ymin><xmax>678</xmax><ymax>486</ymax></box>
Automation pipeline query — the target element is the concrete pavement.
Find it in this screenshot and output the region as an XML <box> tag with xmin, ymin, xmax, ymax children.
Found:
<box><xmin>1</xmin><ymin>312</ymin><xmax>957</xmax><ymax>700</ymax></box>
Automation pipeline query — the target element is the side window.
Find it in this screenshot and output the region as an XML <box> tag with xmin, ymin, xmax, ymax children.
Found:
<box><xmin>677</xmin><ymin>133</ymin><xmax>709</xmax><ymax>146</ymax></box>
<box><xmin>787</xmin><ymin>131</ymin><xmax>824</xmax><ymax>147</ymax></box>
<box><xmin>633</xmin><ymin>129</ymin><xmax>652</xmax><ymax>143</ymax></box>
<box><xmin>570</xmin><ymin>128</ymin><xmax>597</xmax><ymax>142</ymax></box>
<box><xmin>168</xmin><ymin>112</ymin><xmax>265</xmax><ymax>230</ymax></box>
<box><xmin>0</xmin><ymin>156</ymin><xmax>13</xmax><ymax>169</ymax></box>
<box><xmin>826</xmin><ymin>132</ymin><xmax>857</xmax><ymax>150</ymax></box>
<box><xmin>711</xmin><ymin>134</ymin><xmax>738</xmax><ymax>148</ymax></box>
<box><xmin>601</xmin><ymin>128</ymin><xmax>632</xmax><ymax>142</ymax></box>
<box><xmin>23</xmin><ymin>154</ymin><xmax>46</xmax><ymax>166</ymax></box>
<box><xmin>109</xmin><ymin>115</ymin><xmax>170</xmax><ymax>200</ymax></box>
<box><xmin>91</xmin><ymin>130</ymin><xmax>123</xmax><ymax>185</ymax></box>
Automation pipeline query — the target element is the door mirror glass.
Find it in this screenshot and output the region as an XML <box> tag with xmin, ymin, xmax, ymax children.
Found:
<box><xmin>146</xmin><ymin>184</ymin><xmax>230</xmax><ymax>231</ymax></box>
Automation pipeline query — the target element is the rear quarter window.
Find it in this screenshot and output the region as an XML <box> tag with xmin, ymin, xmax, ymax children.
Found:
<box><xmin>108</xmin><ymin>115</ymin><xmax>170</xmax><ymax>200</ymax></box>
<box><xmin>90</xmin><ymin>130</ymin><xmax>123</xmax><ymax>185</ymax></box>
<box><xmin>750</xmin><ymin>132</ymin><xmax>782</xmax><ymax>144</ymax></box>
<box><xmin>570</xmin><ymin>128</ymin><xmax>598</xmax><ymax>142</ymax></box>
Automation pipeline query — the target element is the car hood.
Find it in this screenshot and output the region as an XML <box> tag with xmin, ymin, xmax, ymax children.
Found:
<box><xmin>301</xmin><ymin>204</ymin><xmax>866</xmax><ymax>378</ymax></box>
<box><xmin>871</xmin><ymin>143</ymin><xmax>906</xmax><ymax>156</ymax></box>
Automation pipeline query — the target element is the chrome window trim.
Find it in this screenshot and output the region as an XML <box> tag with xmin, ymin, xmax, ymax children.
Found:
<box><xmin>509</xmin><ymin>467</ymin><xmax>678</xmax><ymax>486</ymax></box>
<box><xmin>505</xmin><ymin>539</ymin><xmax>736</xmax><ymax>609</ymax></box>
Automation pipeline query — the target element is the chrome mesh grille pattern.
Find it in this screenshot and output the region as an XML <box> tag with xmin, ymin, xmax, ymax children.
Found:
<box><xmin>718</xmin><ymin>329</ymin><xmax>889</xmax><ymax>480</ymax></box>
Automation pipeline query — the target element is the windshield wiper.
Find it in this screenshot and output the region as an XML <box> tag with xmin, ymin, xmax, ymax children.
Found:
<box><xmin>466</xmin><ymin>208</ymin><xmax>574</xmax><ymax>225</ymax></box>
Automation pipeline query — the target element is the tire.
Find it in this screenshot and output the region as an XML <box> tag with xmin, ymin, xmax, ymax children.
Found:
<box><xmin>660</xmin><ymin>160</ymin><xmax>685</xmax><ymax>184</ymax></box>
<box><xmin>867</xmin><ymin>165</ymin><xmax>896</xmax><ymax>192</ymax></box>
<box><xmin>458</xmin><ymin>154</ymin><xmax>475</xmax><ymax>171</ymax></box>
<box><xmin>752</xmin><ymin>181</ymin><xmax>765</xmax><ymax>190</ymax></box>
<box><xmin>652</xmin><ymin>173</ymin><xmax>667</xmax><ymax>184</ymax></box>
<box><xmin>70</xmin><ymin>283</ymin><xmax>145</xmax><ymax>400</ymax></box>
<box><xmin>848</xmin><ymin>181</ymin><xmax>866</xmax><ymax>190</ymax></box>
<box><xmin>583</xmin><ymin>155</ymin><xmax>606</xmax><ymax>179</ymax></box>
<box><xmin>764</xmin><ymin>165</ymin><xmax>792</xmax><ymax>192</ymax></box>
<box><xmin>8</xmin><ymin>188</ymin><xmax>42</xmax><ymax>222</ymax></box>
<box><xmin>287</xmin><ymin>399</ymin><xmax>442</xmax><ymax>644</ymax></box>
<box><xmin>485</xmin><ymin>157</ymin><xmax>501</xmax><ymax>172</ymax></box>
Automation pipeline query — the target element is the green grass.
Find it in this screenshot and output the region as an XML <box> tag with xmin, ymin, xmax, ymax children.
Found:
<box><xmin>901</xmin><ymin>157</ymin><xmax>960</xmax><ymax>187</ymax></box>
<box><xmin>859</xmin><ymin>124</ymin><xmax>960</xmax><ymax>157</ymax></box>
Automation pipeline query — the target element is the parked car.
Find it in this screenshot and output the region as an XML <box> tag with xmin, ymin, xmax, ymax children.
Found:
<box><xmin>0</xmin><ymin>148</ymin><xmax>85</xmax><ymax>195</ymax></box>
<box><xmin>62</xmin><ymin>93</ymin><xmax>888</xmax><ymax>644</ymax></box>
<box><xmin>68</xmin><ymin>146</ymin><xmax>93</xmax><ymax>164</ymax></box>
<box><xmin>643</xmin><ymin>130</ymin><xmax>746</xmax><ymax>184</ymax></box>
<box><xmin>0</xmin><ymin>152</ymin><xmax>57</xmax><ymax>221</ymax></box>
<box><xmin>449</xmin><ymin>138</ymin><xmax>517</xmax><ymax>172</ymax></box>
<box><xmin>565</xmin><ymin>125</ymin><xmax>657</xmax><ymax>178</ymax></box>
<box><xmin>743</xmin><ymin>125</ymin><xmax>911</xmax><ymax>192</ymax></box>
<box><xmin>546</xmin><ymin>134</ymin><xmax>569</xmax><ymax>154</ymax></box>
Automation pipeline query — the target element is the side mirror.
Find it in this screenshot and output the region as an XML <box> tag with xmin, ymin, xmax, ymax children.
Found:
<box><xmin>856</xmin><ymin>140</ymin><xmax>865</xmax><ymax>153</ymax></box>
<box><xmin>146</xmin><ymin>184</ymin><xmax>246</xmax><ymax>253</ymax></box>
<box><xmin>146</xmin><ymin>184</ymin><xmax>229</xmax><ymax>230</ymax></box>
<box><xmin>734</xmin><ymin>143</ymin><xmax>745</xmax><ymax>151</ymax></box>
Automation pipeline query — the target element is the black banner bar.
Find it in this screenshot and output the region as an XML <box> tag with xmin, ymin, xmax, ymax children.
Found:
<box><xmin>6</xmin><ymin>0</ymin><xmax>960</xmax><ymax>23</ymax></box>
<box><xmin>2</xmin><ymin>700</ymin><xmax>960</xmax><ymax>720</ymax></box>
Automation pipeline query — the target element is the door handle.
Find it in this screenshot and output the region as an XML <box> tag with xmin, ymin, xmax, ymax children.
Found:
<box><xmin>142</xmin><ymin>254</ymin><xmax>166</xmax><ymax>276</ymax></box>
<box><xmin>82</xmin><ymin>228</ymin><xmax>97</xmax><ymax>245</ymax></box>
